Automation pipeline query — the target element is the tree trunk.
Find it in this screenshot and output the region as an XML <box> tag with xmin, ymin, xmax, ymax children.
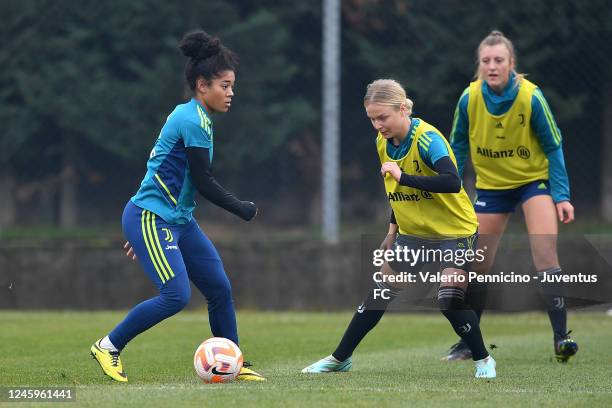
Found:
<box><xmin>0</xmin><ymin>170</ymin><xmax>16</xmax><ymax>228</ymax></box>
<box><xmin>602</xmin><ymin>87</ymin><xmax>612</xmax><ymax>222</ymax></box>
<box><xmin>59</xmin><ymin>134</ymin><xmax>78</xmax><ymax>228</ymax></box>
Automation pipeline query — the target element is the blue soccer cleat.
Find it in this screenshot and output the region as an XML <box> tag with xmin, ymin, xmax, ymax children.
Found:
<box><xmin>301</xmin><ymin>355</ymin><xmax>352</xmax><ymax>373</ymax></box>
<box><xmin>474</xmin><ymin>355</ymin><xmax>496</xmax><ymax>379</ymax></box>
<box><xmin>555</xmin><ymin>331</ymin><xmax>578</xmax><ymax>363</ymax></box>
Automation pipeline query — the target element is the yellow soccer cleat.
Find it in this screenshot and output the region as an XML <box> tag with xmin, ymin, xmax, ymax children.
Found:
<box><xmin>236</xmin><ymin>361</ymin><xmax>266</xmax><ymax>381</ymax></box>
<box><xmin>90</xmin><ymin>339</ymin><xmax>128</xmax><ymax>382</ymax></box>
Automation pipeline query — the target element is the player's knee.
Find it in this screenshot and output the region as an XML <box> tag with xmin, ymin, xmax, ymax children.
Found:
<box><xmin>161</xmin><ymin>279</ymin><xmax>191</xmax><ymax>312</ymax></box>
<box><xmin>175</xmin><ymin>286</ymin><xmax>192</xmax><ymax>310</ymax></box>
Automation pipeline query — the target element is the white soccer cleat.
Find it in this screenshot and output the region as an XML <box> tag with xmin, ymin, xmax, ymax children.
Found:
<box><xmin>301</xmin><ymin>355</ymin><xmax>352</xmax><ymax>373</ymax></box>
<box><xmin>474</xmin><ymin>355</ymin><xmax>496</xmax><ymax>378</ymax></box>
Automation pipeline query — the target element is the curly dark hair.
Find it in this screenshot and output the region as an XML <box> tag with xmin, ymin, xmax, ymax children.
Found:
<box><xmin>178</xmin><ymin>30</ymin><xmax>239</xmax><ymax>90</ymax></box>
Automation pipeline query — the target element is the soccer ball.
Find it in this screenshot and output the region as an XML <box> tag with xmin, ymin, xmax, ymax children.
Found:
<box><xmin>193</xmin><ymin>337</ymin><xmax>243</xmax><ymax>383</ymax></box>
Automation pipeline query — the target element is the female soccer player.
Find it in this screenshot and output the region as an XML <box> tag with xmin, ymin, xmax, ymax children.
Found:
<box><xmin>90</xmin><ymin>30</ymin><xmax>265</xmax><ymax>382</ymax></box>
<box><xmin>443</xmin><ymin>31</ymin><xmax>578</xmax><ymax>362</ymax></box>
<box><xmin>302</xmin><ymin>79</ymin><xmax>497</xmax><ymax>378</ymax></box>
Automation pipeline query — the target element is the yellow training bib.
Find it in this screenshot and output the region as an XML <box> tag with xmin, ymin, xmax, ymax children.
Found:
<box><xmin>467</xmin><ymin>78</ymin><xmax>548</xmax><ymax>190</ymax></box>
<box><xmin>376</xmin><ymin>119</ymin><xmax>478</xmax><ymax>238</ymax></box>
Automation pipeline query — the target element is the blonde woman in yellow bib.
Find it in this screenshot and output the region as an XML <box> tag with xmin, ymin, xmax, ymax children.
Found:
<box><xmin>302</xmin><ymin>79</ymin><xmax>496</xmax><ymax>379</ymax></box>
<box><xmin>446</xmin><ymin>31</ymin><xmax>578</xmax><ymax>363</ymax></box>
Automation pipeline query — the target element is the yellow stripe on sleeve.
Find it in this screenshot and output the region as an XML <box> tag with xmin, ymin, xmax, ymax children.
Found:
<box><xmin>196</xmin><ymin>105</ymin><xmax>205</xmax><ymax>129</ymax></box>
<box><xmin>534</xmin><ymin>92</ymin><xmax>562</xmax><ymax>146</ymax></box>
<box><xmin>418</xmin><ymin>139</ymin><xmax>430</xmax><ymax>152</ymax></box>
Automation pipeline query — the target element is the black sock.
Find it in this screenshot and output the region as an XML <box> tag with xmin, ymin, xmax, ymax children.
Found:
<box><xmin>455</xmin><ymin>282</ymin><xmax>486</xmax><ymax>346</ymax></box>
<box><xmin>466</xmin><ymin>281</ymin><xmax>488</xmax><ymax>323</ymax></box>
<box><xmin>438</xmin><ymin>286</ymin><xmax>488</xmax><ymax>361</ymax></box>
<box><xmin>537</xmin><ymin>267</ymin><xmax>568</xmax><ymax>342</ymax></box>
<box><xmin>548</xmin><ymin>309</ymin><xmax>567</xmax><ymax>342</ymax></box>
<box><xmin>332</xmin><ymin>281</ymin><xmax>399</xmax><ymax>362</ymax></box>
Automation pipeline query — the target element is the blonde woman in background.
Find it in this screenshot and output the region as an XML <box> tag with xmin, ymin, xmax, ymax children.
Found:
<box><xmin>445</xmin><ymin>30</ymin><xmax>577</xmax><ymax>363</ymax></box>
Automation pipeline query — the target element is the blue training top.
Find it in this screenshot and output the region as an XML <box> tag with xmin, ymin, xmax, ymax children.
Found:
<box><xmin>132</xmin><ymin>98</ymin><xmax>213</xmax><ymax>224</ymax></box>
<box><xmin>449</xmin><ymin>73</ymin><xmax>570</xmax><ymax>203</ymax></box>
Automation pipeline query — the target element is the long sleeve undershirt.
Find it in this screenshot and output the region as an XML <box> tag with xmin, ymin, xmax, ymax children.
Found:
<box><xmin>186</xmin><ymin>147</ymin><xmax>256</xmax><ymax>221</ymax></box>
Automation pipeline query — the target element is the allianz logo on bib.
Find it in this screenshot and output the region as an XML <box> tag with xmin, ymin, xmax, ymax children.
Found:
<box><xmin>388</xmin><ymin>190</ymin><xmax>435</xmax><ymax>202</ymax></box>
<box><xmin>476</xmin><ymin>145</ymin><xmax>531</xmax><ymax>160</ymax></box>
<box><xmin>476</xmin><ymin>146</ymin><xmax>514</xmax><ymax>158</ymax></box>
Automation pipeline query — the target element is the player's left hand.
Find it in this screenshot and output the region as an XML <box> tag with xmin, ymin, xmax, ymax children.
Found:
<box><xmin>124</xmin><ymin>241</ymin><xmax>137</xmax><ymax>260</ymax></box>
<box><xmin>556</xmin><ymin>201</ymin><xmax>575</xmax><ymax>224</ymax></box>
<box><xmin>381</xmin><ymin>162</ymin><xmax>402</xmax><ymax>181</ymax></box>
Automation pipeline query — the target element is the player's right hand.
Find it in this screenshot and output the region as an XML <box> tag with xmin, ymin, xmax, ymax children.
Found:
<box><xmin>124</xmin><ymin>241</ymin><xmax>137</xmax><ymax>261</ymax></box>
<box><xmin>379</xmin><ymin>233</ymin><xmax>396</xmax><ymax>250</ymax></box>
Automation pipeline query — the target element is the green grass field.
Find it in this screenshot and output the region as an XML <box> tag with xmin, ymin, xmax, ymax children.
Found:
<box><xmin>2</xmin><ymin>311</ymin><xmax>612</xmax><ymax>407</ymax></box>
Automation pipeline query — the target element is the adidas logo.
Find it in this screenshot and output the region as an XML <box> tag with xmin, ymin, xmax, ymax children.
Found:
<box><xmin>495</xmin><ymin>122</ymin><xmax>504</xmax><ymax>129</ymax></box>
<box><xmin>537</xmin><ymin>182</ymin><xmax>547</xmax><ymax>190</ymax></box>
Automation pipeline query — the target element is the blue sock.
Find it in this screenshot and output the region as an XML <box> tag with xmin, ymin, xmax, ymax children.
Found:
<box><xmin>109</xmin><ymin>275</ymin><xmax>191</xmax><ymax>350</ymax></box>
